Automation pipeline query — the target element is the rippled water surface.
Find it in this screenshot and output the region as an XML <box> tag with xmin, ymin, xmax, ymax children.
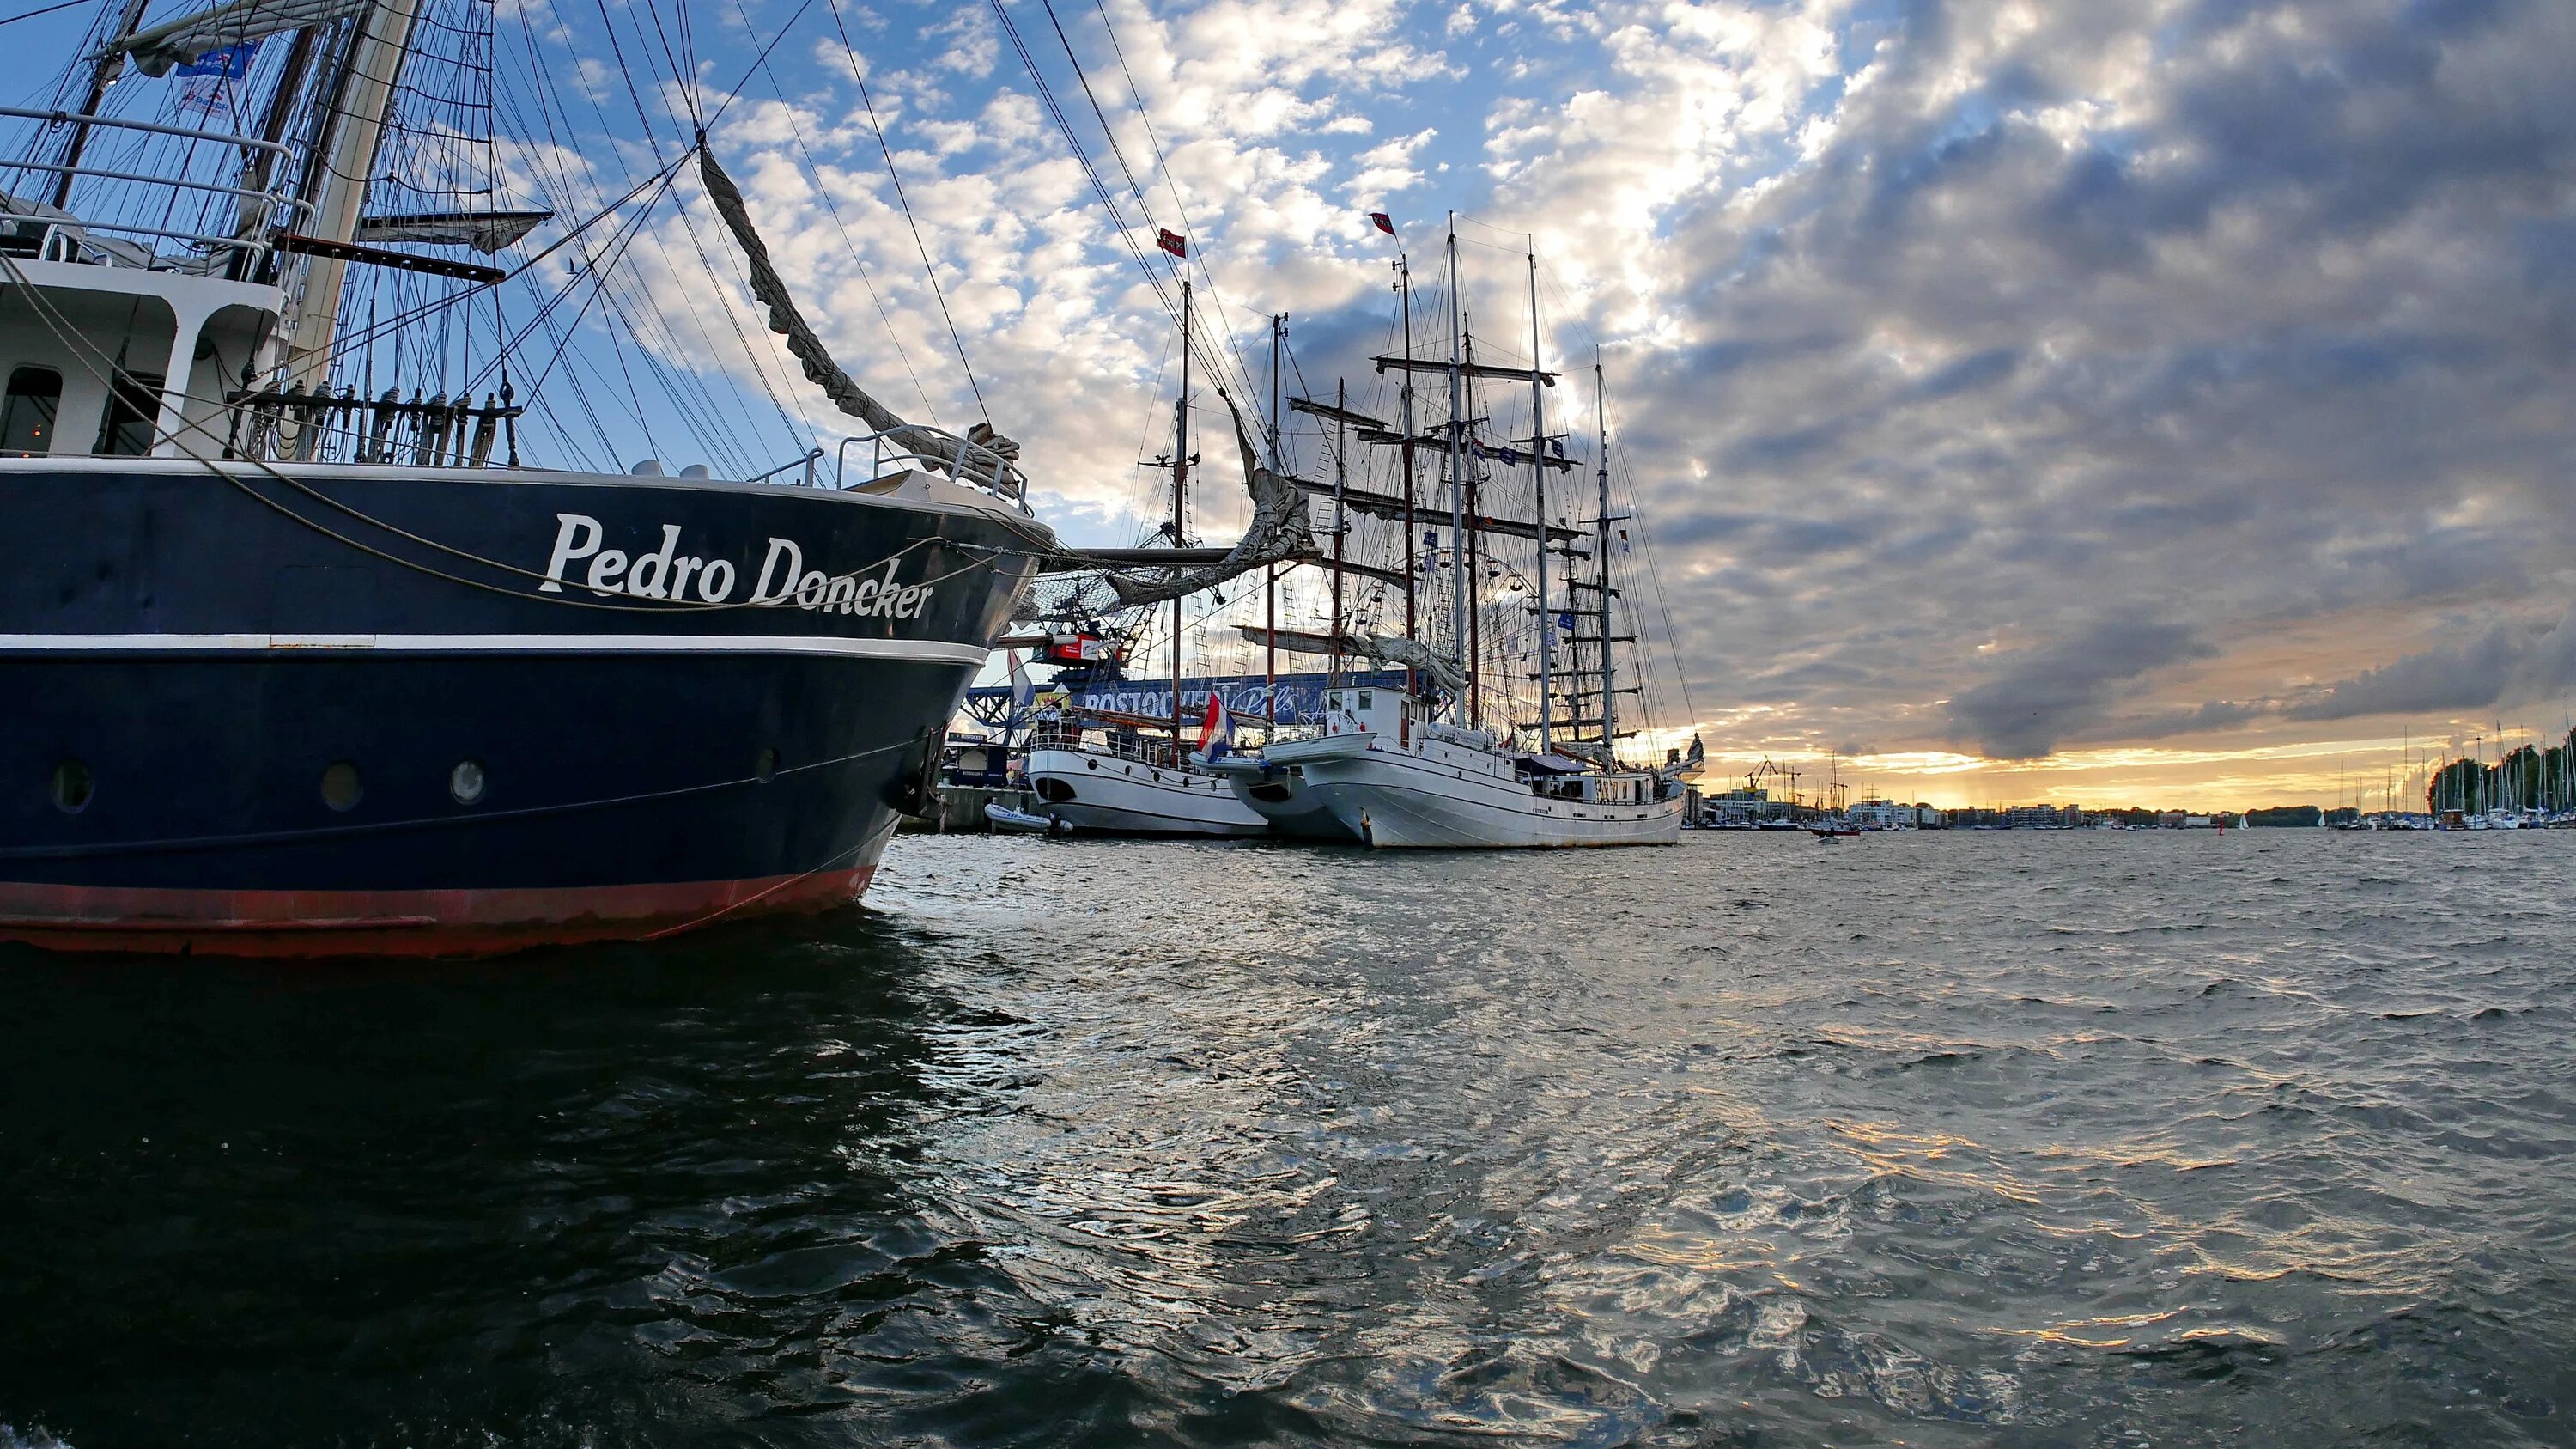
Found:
<box><xmin>5</xmin><ymin>831</ymin><xmax>2575</xmax><ymax>1446</ymax></box>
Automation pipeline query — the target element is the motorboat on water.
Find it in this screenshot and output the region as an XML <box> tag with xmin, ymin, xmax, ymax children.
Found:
<box><xmin>984</xmin><ymin>801</ymin><xmax>1067</xmax><ymax>835</ymax></box>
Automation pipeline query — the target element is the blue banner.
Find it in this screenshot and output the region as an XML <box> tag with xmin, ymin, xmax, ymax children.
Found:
<box><xmin>964</xmin><ymin>669</ymin><xmax>1405</xmax><ymax>728</ymax></box>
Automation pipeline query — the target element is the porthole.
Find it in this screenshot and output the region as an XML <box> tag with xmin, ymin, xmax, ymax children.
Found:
<box><xmin>319</xmin><ymin>761</ymin><xmax>362</xmax><ymax>813</ymax></box>
<box><xmin>449</xmin><ymin>759</ymin><xmax>488</xmax><ymax>805</ymax></box>
<box><xmin>51</xmin><ymin>758</ymin><xmax>92</xmax><ymax>813</ymax></box>
<box><xmin>756</xmin><ymin>747</ymin><xmax>779</xmax><ymax>783</ymax></box>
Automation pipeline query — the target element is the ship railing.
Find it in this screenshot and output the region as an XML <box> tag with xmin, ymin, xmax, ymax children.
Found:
<box><xmin>831</xmin><ymin>426</ymin><xmax>1030</xmax><ymax>510</ymax></box>
<box><xmin>0</xmin><ymin>109</ymin><xmax>307</xmax><ymax>276</ymax></box>
<box><xmin>222</xmin><ymin>385</ymin><xmax>525</xmax><ymax>468</ymax></box>
<box><xmin>1029</xmin><ymin>716</ymin><xmax>1191</xmax><ymax>769</ymax></box>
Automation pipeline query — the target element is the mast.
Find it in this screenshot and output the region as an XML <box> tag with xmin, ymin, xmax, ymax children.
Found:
<box><xmin>1443</xmin><ymin>221</ymin><xmax>1471</xmax><ymax>724</ymax></box>
<box><xmin>1172</xmin><ymin>278</ymin><xmax>1192</xmax><ymax>744</ymax></box>
<box><xmin>1396</xmin><ymin>259</ymin><xmax>1419</xmax><ymax>689</ymax></box>
<box><xmin>1528</xmin><ymin>244</ymin><xmax>1551</xmax><ymax>754</ymax></box>
<box><xmin>281</xmin><ymin>0</ymin><xmax>428</xmax><ymax>393</ymax></box>
<box><xmin>1462</xmin><ymin>319</ymin><xmax>1482</xmax><ymax>728</ymax></box>
<box><xmin>1331</xmin><ymin>377</ymin><xmax>1348</xmax><ymax>688</ymax></box>
<box><xmin>229</xmin><ymin>26</ymin><xmax>325</xmax><ymax>264</ymax></box>
<box><xmin>48</xmin><ymin>0</ymin><xmax>151</xmax><ymax>211</ymax></box>
<box><xmin>1267</xmin><ymin>312</ymin><xmax>1283</xmax><ymax>731</ymax></box>
<box><xmin>1593</xmin><ymin>354</ymin><xmax>1616</xmax><ymax>749</ymax></box>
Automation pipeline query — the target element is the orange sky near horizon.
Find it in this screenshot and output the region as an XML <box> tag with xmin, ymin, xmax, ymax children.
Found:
<box><xmin>1689</xmin><ymin>719</ymin><xmax>2572</xmax><ymax>812</ymax></box>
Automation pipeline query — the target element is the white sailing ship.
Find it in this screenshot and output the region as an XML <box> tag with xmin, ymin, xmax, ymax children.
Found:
<box><xmin>1244</xmin><ymin>222</ymin><xmax>1696</xmax><ymax>849</ymax></box>
<box><xmin>1021</xmin><ymin>281</ymin><xmax>1281</xmax><ymax>837</ymax></box>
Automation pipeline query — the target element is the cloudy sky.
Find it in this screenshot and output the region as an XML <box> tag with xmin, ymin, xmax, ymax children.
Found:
<box><xmin>648</xmin><ymin>0</ymin><xmax>2576</xmax><ymax>807</ymax></box>
<box><xmin>48</xmin><ymin>0</ymin><xmax>2576</xmax><ymax>807</ymax></box>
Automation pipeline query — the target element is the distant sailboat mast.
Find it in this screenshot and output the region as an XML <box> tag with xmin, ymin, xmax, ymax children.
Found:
<box><xmin>1593</xmin><ymin>355</ymin><xmax>1617</xmax><ymax>751</ymax></box>
<box><xmin>1267</xmin><ymin>310</ymin><xmax>1284</xmax><ymax>730</ymax></box>
<box><xmin>1397</xmin><ymin>257</ymin><xmax>1420</xmax><ymax>686</ymax></box>
<box><xmin>1443</xmin><ymin>220</ymin><xmax>1472</xmax><ymax>724</ymax></box>
<box><xmin>1330</xmin><ymin>377</ymin><xmax>1349</xmax><ymax>687</ymax></box>
<box><xmin>1172</xmin><ymin>277</ymin><xmax>1193</xmax><ymax>743</ymax></box>
<box><xmin>1527</xmin><ymin>244</ymin><xmax>1551</xmax><ymax>754</ymax></box>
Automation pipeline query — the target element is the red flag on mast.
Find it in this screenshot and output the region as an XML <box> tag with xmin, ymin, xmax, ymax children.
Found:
<box><xmin>1369</xmin><ymin>211</ymin><xmax>1396</xmax><ymax>236</ymax></box>
<box><xmin>1156</xmin><ymin>228</ymin><xmax>1188</xmax><ymax>258</ymax></box>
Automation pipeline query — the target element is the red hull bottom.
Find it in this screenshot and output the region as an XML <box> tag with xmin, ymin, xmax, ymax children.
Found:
<box><xmin>0</xmin><ymin>868</ymin><xmax>877</xmax><ymax>959</ymax></box>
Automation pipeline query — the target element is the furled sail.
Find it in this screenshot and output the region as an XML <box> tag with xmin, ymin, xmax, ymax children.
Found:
<box><xmin>696</xmin><ymin>148</ymin><xmax>1020</xmax><ymax>490</ymax></box>
<box><xmin>106</xmin><ymin>0</ymin><xmax>372</xmax><ymax>77</ymax></box>
<box><xmin>1657</xmin><ymin>734</ymin><xmax>1707</xmax><ymax>781</ymax></box>
<box><xmin>1352</xmin><ymin>634</ymin><xmax>1467</xmax><ymax>694</ymax></box>
<box><xmin>1235</xmin><ymin>622</ymin><xmax>1467</xmax><ymax>695</ymax></box>
<box><xmin>354</xmin><ymin>209</ymin><xmax>553</xmax><ymax>253</ymax></box>
<box><xmin>1102</xmin><ymin>387</ymin><xmax>1317</xmax><ymax>608</ymax></box>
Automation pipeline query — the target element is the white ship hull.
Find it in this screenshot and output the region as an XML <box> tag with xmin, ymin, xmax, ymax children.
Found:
<box><xmin>1270</xmin><ymin>732</ymin><xmax>1682</xmax><ymax>849</ymax></box>
<box><xmin>1024</xmin><ymin>746</ymin><xmax>1269</xmax><ymax>837</ymax></box>
<box><xmin>1207</xmin><ymin>757</ymin><xmax>1360</xmax><ymax>842</ymax></box>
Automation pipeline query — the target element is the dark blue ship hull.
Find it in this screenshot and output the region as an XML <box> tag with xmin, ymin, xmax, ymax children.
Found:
<box><xmin>0</xmin><ymin>458</ymin><xmax>1048</xmax><ymax>956</ymax></box>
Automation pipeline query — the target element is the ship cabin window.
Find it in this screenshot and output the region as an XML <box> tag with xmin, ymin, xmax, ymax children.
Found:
<box><xmin>94</xmin><ymin>370</ymin><xmax>164</xmax><ymax>457</ymax></box>
<box><xmin>1357</xmin><ymin>691</ymin><xmax>1372</xmax><ymax>709</ymax></box>
<box><xmin>1</xmin><ymin>366</ymin><xmax>62</xmax><ymax>455</ymax></box>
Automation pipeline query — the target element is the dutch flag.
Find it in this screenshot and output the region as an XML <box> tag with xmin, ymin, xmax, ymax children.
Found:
<box><xmin>1195</xmin><ymin>691</ymin><xmax>1236</xmax><ymax>761</ymax></box>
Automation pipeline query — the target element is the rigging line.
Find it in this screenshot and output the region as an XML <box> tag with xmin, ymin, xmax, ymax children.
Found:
<box><xmin>543</xmin><ymin>3</ymin><xmax>805</xmax><ymax>449</ymax></box>
<box><xmin>1115</xmin><ymin>326</ymin><xmax>1176</xmax><ymax>547</ymax></box>
<box><xmin>0</xmin><ymin>248</ymin><xmax>988</xmax><ymax>615</ymax></box>
<box><xmin>499</xmin><ymin>18</ymin><xmax>771</xmax><ymax>460</ymax></box>
<box><xmin>824</xmin><ymin>0</ymin><xmax>990</xmax><ymax>425</ymax></box>
<box><xmin>0</xmin><ymin>0</ymin><xmax>84</xmax><ymax>27</ymax></box>
<box><xmin>0</xmin><ymin>734</ymin><xmax>922</xmax><ymax>865</ymax></box>
<box><xmin>461</xmin><ymin>161</ymin><xmax>684</xmax><ymax>397</ymax></box>
<box><xmin>592</xmin><ymin>0</ymin><xmax>677</xmax><ymax>166</ymax></box>
<box><xmin>666</xmin><ymin>178</ymin><xmax>819</xmax><ymax>447</ymax></box>
<box><xmin>526</xmin><ymin>302</ymin><xmax>622</xmax><ymax>469</ymax></box>
<box><xmin>1035</xmin><ymin>0</ymin><xmax>1244</xmax><ymax>403</ymax></box>
<box><xmin>642</xmin><ymin>1</ymin><xmax>702</xmax><ymax>131</ymax></box>
<box><xmin>987</xmin><ymin>0</ymin><xmax>1180</xmax><ymax>329</ymax></box>
<box><xmin>524</xmin><ymin>173</ymin><xmax>801</xmax><ymax>450</ymax></box>
<box><xmin>1085</xmin><ymin>0</ymin><xmax>1261</xmax><ymax>410</ymax></box>
<box><xmin>1528</xmin><ymin>262</ymin><xmax>1694</xmax><ymax>733</ymax></box>
<box><xmin>563</xmin><ymin>269</ymin><xmax>680</xmax><ymax>464</ymax></box>
<box><xmin>330</xmin><ymin>150</ymin><xmax>694</xmax><ymax>368</ymax></box>
<box><xmin>732</xmin><ymin>0</ymin><xmax>941</xmax><ymax>428</ymax></box>
<box><xmin>696</xmin><ymin>0</ymin><xmax>821</xmax><ymax>134</ymax></box>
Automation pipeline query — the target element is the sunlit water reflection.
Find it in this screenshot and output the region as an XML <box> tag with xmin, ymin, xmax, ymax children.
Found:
<box><xmin>3</xmin><ymin>831</ymin><xmax>2572</xmax><ymax>1446</ymax></box>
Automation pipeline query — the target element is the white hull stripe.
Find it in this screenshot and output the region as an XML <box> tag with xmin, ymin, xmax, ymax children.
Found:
<box><xmin>0</xmin><ymin>633</ymin><xmax>990</xmax><ymax>664</ymax></box>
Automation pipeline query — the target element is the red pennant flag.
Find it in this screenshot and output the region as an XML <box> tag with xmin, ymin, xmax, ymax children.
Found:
<box><xmin>1156</xmin><ymin>228</ymin><xmax>1187</xmax><ymax>258</ymax></box>
<box><xmin>1369</xmin><ymin>211</ymin><xmax>1396</xmax><ymax>236</ymax></box>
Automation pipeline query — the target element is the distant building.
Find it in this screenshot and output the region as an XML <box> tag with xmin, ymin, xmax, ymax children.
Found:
<box><xmin>2002</xmin><ymin>803</ymin><xmax>2081</xmax><ymax>829</ymax></box>
<box><xmin>1849</xmin><ymin>798</ymin><xmax>1933</xmax><ymax>829</ymax></box>
<box><xmin>1698</xmin><ymin>787</ymin><xmax>1783</xmax><ymax>824</ymax></box>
